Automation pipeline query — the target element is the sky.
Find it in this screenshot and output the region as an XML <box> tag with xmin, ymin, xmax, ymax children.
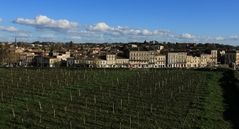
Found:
<box><xmin>0</xmin><ymin>0</ymin><xmax>238</xmax><ymax>45</ymax></box>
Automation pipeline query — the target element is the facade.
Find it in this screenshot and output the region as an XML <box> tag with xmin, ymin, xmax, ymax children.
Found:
<box><xmin>153</xmin><ymin>55</ymin><xmax>166</xmax><ymax>68</ymax></box>
<box><xmin>199</xmin><ymin>54</ymin><xmax>211</xmax><ymax>67</ymax></box>
<box><xmin>106</xmin><ymin>54</ymin><xmax>116</xmax><ymax>67</ymax></box>
<box><xmin>225</xmin><ymin>50</ymin><xmax>239</xmax><ymax>66</ymax></box>
<box><xmin>18</xmin><ymin>53</ymin><xmax>35</xmax><ymax>66</ymax></box>
<box><xmin>115</xmin><ymin>58</ymin><xmax>129</xmax><ymax>68</ymax></box>
<box><xmin>129</xmin><ymin>51</ymin><xmax>155</xmax><ymax>68</ymax></box>
<box><xmin>129</xmin><ymin>51</ymin><xmax>155</xmax><ymax>61</ymax></box>
<box><xmin>210</xmin><ymin>50</ymin><xmax>218</xmax><ymax>65</ymax></box>
<box><xmin>56</xmin><ymin>52</ymin><xmax>71</xmax><ymax>61</ymax></box>
<box><xmin>167</xmin><ymin>52</ymin><xmax>187</xmax><ymax>68</ymax></box>
<box><xmin>34</xmin><ymin>56</ymin><xmax>59</xmax><ymax>67</ymax></box>
<box><xmin>34</xmin><ymin>51</ymin><xmax>71</xmax><ymax>67</ymax></box>
<box><xmin>66</xmin><ymin>57</ymin><xmax>75</xmax><ymax>67</ymax></box>
<box><xmin>186</xmin><ymin>56</ymin><xmax>200</xmax><ymax>68</ymax></box>
<box><xmin>96</xmin><ymin>59</ymin><xmax>107</xmax><ymax>68</ymax></box>
<box><xmin>199</xmin><ymin>50</ymin><xmax>218</xmax><ymax>67</ymax></box>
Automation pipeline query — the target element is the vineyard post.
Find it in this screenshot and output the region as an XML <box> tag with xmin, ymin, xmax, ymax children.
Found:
<box><xmin>70</xmin><ymin>121</ymin><xmax>72</xmax><ymax>129</ymax></box>
<box><xmin>120</xmin><ymin>99</ymin><xmax>123</xmax><ymax>109</ymax></box>
<box><xmin>94</xmin><ymin>95</ymin><xmax>96</xmax><ymax>104</ymax></box>
<box><xmin>78</xmin><ymin>89</ymin><xmax>81</xmax><ymax>97</ymax></box>
<box><xmin>26</xmin><ymin>103</ymin><xmax>29</xmax><ymax>112</ymax></box>
<box><xmin>137</xmin><ymin>111</ymin><xmax>140</xmax><ymax>127</ymax></box>
<box><xmin>112</xmin><ymin>102</ymin><xmax>115</xmax><ymax>114</ymax></box>
<box><xmin>94</xmin><ymin>108</ymin><xmax>96</xmax><ymax>121</ymax></box>
<box><xmin>129</xmin><ymin>115</ymin><xmax>132</xmax><ymax>129</ymax></box>
<box><xmin>1</xmin><ymin>91</ymin><xmax>3</xmax><ymax>102</ymax></box>
<box><xmin>39</xmin><ymin>101</ymin><xmax>42</xmax><ymax>111</ymax></box>
<box><xmin>83</xmin><ymin>115</ymin><xmax>86</xmax><ymax>125</ymax></box>
<box><xmin>12</xmin><ymin>108</ymin><xmax>15</xmax><ymax>118</ymax></box>
<box><xmin>39</xmin><ymin>115</ymin><xmax>42</xmax><ymax>123</ymax></box>
<box><xmin>70</xmin><ymin>91</ymin><xmax>73</xmax><ymax>102</ymax></box>
<box><xmin>53</xmin><ymin>109</ymin><xmax>56</xmax><ymax>118</ymax></box>
<box><xmin>150</xmin><ymin>104</ymin><xmax>153</xmax><ymax>113</ymax></box>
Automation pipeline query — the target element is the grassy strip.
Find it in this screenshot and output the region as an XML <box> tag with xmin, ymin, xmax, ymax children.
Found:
<box><xmin>199</xmin><ymin>72</ymin><xmax>232</xmax><ymax>129</ymax></box>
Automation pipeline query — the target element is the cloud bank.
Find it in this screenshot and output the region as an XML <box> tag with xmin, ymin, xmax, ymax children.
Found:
<box><xmin>0</xmin><ymin>15</ymin><xmax>237</xmax><ymax>45</ymax></box>
<box><xmin>87</xmin><ymin>22</ymin><xmax>171</xmax><ymax>37</ymax></box>
<box><xmin>15</xmin><ymin>15</ymin><xmax>78</xmax><ymax>31</ymax></box>
<box><xmin>0</xmin><ymin>26</ymin><xmax>18</xmax><ymax>32</ymax></box>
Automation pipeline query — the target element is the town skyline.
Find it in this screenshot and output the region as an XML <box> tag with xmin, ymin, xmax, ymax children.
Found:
<box><xmin>0</xmin><ymin>0</ymin><xmax>239</xmax><ymax>45</ymax></box>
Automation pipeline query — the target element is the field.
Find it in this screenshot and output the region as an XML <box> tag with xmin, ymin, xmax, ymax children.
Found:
<box><xmin>0</xmin><ymin>68</ymin><xmax>237</xmax><ymax>129</ymax></box>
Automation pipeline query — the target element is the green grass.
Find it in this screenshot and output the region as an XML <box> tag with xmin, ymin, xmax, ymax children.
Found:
<box><xmin>198</xmin><ymin>72</ymin><xmax>232</xmax><ymax>129</ymax></box>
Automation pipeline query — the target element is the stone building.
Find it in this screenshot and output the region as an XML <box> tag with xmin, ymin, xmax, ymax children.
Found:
<box><xmin>106</xmin><ymin>54</ymin><xmax>116</xmax><ymax>67</ymax></box>
<box><xmin>225</xmin><ymin>50</ymin><xmax>239</xmax><ymax>67</ymax></box>
<box><xmin>153</xmin><ymin>55</ymin><xmax>166</xmax><ymax>68</ymax></box>
<box><xmin>167</xmin><ymin>52</ymin><xmax>187</xmax><ymax>68</ymax></box>
<box><xmin>186</xmin><ymin>55</ymin><xmax>200</xmax><ymax>68</ymax></box>
<box><xmin>129</xmin><ymin>51</ymin><xmax>155</xmax><ymax>68</ymax></box>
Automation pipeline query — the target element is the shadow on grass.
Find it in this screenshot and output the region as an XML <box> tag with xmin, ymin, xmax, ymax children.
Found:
<box><xmin>220</xmin><ymin>70</ymin><xmax>239</xmax><ymax>129</ymax></box>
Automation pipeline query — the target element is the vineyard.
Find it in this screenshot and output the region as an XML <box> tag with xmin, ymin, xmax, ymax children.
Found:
<box><xmin>0</xmin><ymin>68</ymin><xmax>235</xmax><ymax>129</ymax></box>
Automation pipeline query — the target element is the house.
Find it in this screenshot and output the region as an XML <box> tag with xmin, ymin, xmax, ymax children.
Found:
<box><xmin>33</xmin><ymin>56</ymin><xmax>59</xmax><ymax>67</ymax></box>
<box><xmin>18</xmin><ymin>52</ymin><xmax>35</xmax><ymax>67</ymax></box>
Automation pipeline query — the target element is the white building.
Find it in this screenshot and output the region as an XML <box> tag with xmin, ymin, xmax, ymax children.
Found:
<box><xmin>167</xmin><ymin>52</ymin><xmax>187</xmax><ymax>68</ymax></box>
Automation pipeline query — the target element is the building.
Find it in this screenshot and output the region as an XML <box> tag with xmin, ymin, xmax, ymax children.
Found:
<box><xmin>18</xmin><ymin>53</ymin><xmax>35</xmax><ymax>67</ymax></box>
<box><xmin>152</xmin><ymin>55</ymin><xmax>166</xmax><ymax>68</ymax></box>
<box><xmin>56</xmin><ymin>52</ymin><xmax>71</xmax><ymax>61</ymax></box>
<box><xmin>198</xmin><ymin>50</ymin><xmax>218</xmax><ymax>67</ymax></box>
<box><xmin>34</xmin><ymin>51</ymin><xmax>71</xmax><ymax>67</ymax></box>
<box><xmin>96</xmin><ymin>59</ymin><xmax>107</xmax><ymax>68</ymax></box>
<box><xmin>115</xmin><ymin>58</ymin><xmax>129</xmax><ymax>68</ymax></box>
<box><xmin>129</xmin><ymin>51</ymin><xmax>155</xmax><ymax>61</ymax></box>
<box><xmin>106</xmin><ymin>54</ymin><xmax>116</xmax><ymax>67</ymax></box>
<box><xmin>129</xmin><ymin>51</ymin><xmax>155</xmax><ymax>68</ymax></box>
<box><xmin>33</xmin><ymin>56</ymin><xmax>59</xmax><ymax>67</ymax></box>
<box><xmin>210</xmin><ymin>50</ymin><xmax>218</xmax><ymax>66</ymax></box>
<box><xmin>225</xmin><ymin>50</ymin><xmax>239</xmax><ymax>67</ymax></box>
<box><xmin>186</xmin><ymin>55</ymin><xmax>200</xmax><ymax>68</ymax></box>
<box><xmin>167</xmin><ymin>52</ymin><xmax>187</xmax><ymax>68</ymax></box>
<box><xmin>66</xmin><ymin>57</ymin><xmax>75</xmax><ymax>67</ymax></box>
<box><xmin>199</xmin><ymin>54</ymin><xmax>211</xmax><ymax>67</ymax></box>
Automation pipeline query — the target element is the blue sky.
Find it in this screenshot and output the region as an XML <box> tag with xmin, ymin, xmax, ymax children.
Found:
<box><xmin>0</xmin><ymin>0</ymin><xmax>238</xmax><ymax>45</ymax></box>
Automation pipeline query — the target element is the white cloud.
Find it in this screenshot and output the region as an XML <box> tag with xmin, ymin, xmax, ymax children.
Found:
<box><xmin>229</xmin><ymin>35</ymin><xmax>239</xmax><ymax>41</ymax></box>
<box><xmin>15</xmin><ymin>15</ymin><xmax>78</xmax><ymax>31</ymax></box>
<box><xmin>0</xmin><ymin>26</ymin><xmax>18</xmax><ymax>32</ymax></box>
<box><xmin>0</xmin><ymin>18</ymin><xmax>2</xmax><ymax>22</ymax></box>
<box><xmin>179</xmin><ymin>33</ymin><xmax>195</xmax><ymax>39</ymax></box>
<box><xmin>215</xmin><ymin>36</ymin><xmax>225</xmax><ymax>41</ymax></box>
<box><xmin>89</xmin><ymin>22</ymin><xmax>110</xmax><ymax>31</ymax></box>
<box><xmin>87</xmin><ymin>22</ymin><xmax>171</xmax><ymax>37</ymax></box>
<box><xmin>16</xmin><ymin>31</ymin><xmax>31</xmax><ymax>38</ymax></box>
